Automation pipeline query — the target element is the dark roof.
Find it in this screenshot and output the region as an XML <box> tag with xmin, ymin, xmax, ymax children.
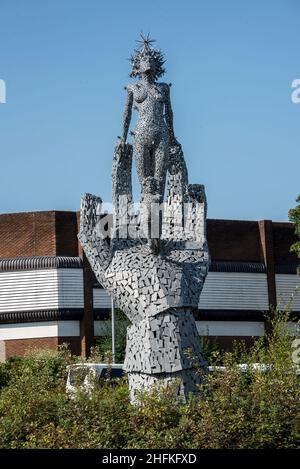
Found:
<box><xmin>0</xmin><ymin>256</ymin><xmax>82</xmax><ymax>272</ymax></box>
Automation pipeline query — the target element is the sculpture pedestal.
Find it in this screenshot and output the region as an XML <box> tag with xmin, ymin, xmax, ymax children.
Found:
<box><xmin>125</xmin><ymin>308</ymin><xmax>207</xmax><ymax>403</ymax></box>
<box><xmin>128</xmin><ymin>368</ymin><xmax>205</xmax><ymax>404</ymax></box>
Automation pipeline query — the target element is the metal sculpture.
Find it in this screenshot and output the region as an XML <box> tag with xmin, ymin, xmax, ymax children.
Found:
<box><xmin>78</xmin><ymin>35</ymin><xmax>210</xmax><ymax>403</ymax></box>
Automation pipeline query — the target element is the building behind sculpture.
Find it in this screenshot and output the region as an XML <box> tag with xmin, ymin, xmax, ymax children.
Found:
<box><xmin>0</xmin><ymin>210</ymin><xmax>299</xmax><ymax>359</ymax></box>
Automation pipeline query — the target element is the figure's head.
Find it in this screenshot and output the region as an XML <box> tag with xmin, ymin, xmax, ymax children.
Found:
<box><xmin>130</xmin><ymin>34</ymin><xmax>165</xmax><ymax>80</ymax></box>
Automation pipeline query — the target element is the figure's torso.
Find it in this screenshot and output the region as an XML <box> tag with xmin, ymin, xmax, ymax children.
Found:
<box><xmin>128</xmin><ymin>82</ymin><xmax>168</xmax><ymax>132</ymax></box>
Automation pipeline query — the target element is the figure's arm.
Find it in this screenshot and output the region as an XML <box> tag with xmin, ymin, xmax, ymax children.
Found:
<box><xmin>164</xmin><ymin>84</ymin><xmax>179</xmax><ymax>146</ymax></box>
<box><xmin>121</xmin><ymin>86</ymin><xmax>133</xmax><ymax>143</ymax></box>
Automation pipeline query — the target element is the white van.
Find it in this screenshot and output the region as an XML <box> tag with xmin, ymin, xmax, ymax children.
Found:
<box><xmin>66</xmin><ymin>363</ymin><xmax>124</xmax><ymax>399</ymax></box>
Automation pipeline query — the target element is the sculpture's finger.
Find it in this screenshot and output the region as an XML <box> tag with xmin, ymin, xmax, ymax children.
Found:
<box><xmin>161</xmin><ymin>144</ymin><xmax>188</xmax><ymax>242</ymax></box>
<box><xmin>112</xmin><ymin>142</ymin><xmax>134</xmax><ymax>245</ymax></box>
<box><xmin>78</xmin><ymin>193</ymin><xmax>112</xmax><ymax>280</ymax></box>
<box><xmin>79</xmin><ymin>193</ymin><xmax>102</xmax><ymax>237</ymax></box>
<box><xmin>186</xmin><ymin>184</ymin><xmax>208</xmax><ymax>246</ymax></box>
<box><xmin>112</xmin><ymin>143</ymin><xmax>133</xmax><ymax>207</ymax></box>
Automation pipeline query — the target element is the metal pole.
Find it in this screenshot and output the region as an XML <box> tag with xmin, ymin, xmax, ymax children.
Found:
<box><xmin>111</xmin><ymin>297</ymin><xmax>115</xmax><ymax>364</ymax></box>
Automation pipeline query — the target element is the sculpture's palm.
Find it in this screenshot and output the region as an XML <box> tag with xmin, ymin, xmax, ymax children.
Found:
<box><xmin>78</xmin><ymin>185</ymin><xmax>209</xmax><ymax>325</ymax></box>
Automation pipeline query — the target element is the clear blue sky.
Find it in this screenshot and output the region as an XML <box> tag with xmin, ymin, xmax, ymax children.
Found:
<box><xmin>0</xmin><ymin>0</ymin><xmax>299</xmax><ymax>221</ymax></box>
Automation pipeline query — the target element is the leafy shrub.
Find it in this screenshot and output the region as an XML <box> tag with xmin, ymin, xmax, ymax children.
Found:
<box><xmin>92</xmin><ymin>309</ymin><xmax>130</xmax><ymax>363</ymax></box>
<box><xmin>289</xmin><ymin>194</ymin><xmax>300</xmax><ymax>262</ymax></box>
<box><xmin>0</xmin><ymin>312</ymin><xmax>299</xmax><ymax>448</ymax></box>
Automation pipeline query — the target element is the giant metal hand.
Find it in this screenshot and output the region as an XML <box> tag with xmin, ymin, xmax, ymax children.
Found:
<box><xmin>78</xmin><ymin>142</ymin><xmax>210</xmax><ymax>402</ymax></box>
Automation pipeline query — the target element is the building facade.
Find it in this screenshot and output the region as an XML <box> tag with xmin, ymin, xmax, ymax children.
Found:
<box><xmin>0</xmin><ymin>211</ymin><xmax>299</xmax><ymax>359</ymax></box>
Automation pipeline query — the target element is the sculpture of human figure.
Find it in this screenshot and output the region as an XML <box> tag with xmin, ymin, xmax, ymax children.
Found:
<box><xmin>79</xmin><ymin>36</ymin><xmax>210</xmax><ymax>403</ymax></box>
<box><xmin>118</xmin><ymin>35</ymin><xmax>180</xmax><ymax>203</ymax></box>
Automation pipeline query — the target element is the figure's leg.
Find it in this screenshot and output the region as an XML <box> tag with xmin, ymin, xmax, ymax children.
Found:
<box><xmin>133</xmin><ymin>136</ymin><xmax>154</xmax><ymax>194</ymax></box>
<box><xmin>133</xmin><ymin>136</ymin><xmax>157</xmax><ymax>240</ymax></box>
<box><xmin>145</xmin><ymin>137</ymin><xmax>167</xmax><ymax>244</ymax></box>
<box><xmin>154</xmin><ymin>138</ymin><xmax>169</xmax><ymax>201</ymax></box>
<box><xmin>133</xmin><ymin>137</ymin><xmax>145</xmax><ymax>191</ymax></box>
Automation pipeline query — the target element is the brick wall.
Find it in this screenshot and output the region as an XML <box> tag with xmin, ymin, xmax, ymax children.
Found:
<box><xmin>55</xmin><ymin>211</ymin><xmax>80</xmax><ymax>256</ymax></box>
<box><xmin>207</xmin><ymin>218</ymin><xmax>298</xmax><ymax>265</ymax></box>
<box><xmin>0</xmin><ymin>211</ymin><xmax>298</xmax><ymax>264</ymax></box>
<box><xmin>58</xmin><ymin>337</ymin><xmax>82</xmax><ymax>355</ymax></box>
<box><xmin>207</xmin><ymin>219</ymin><xmax>263</xmax><ymax>262</ymax></box>
<box><xmin>0</xmin><ymin>211</ymin><xmax>79</xmax><ymax>258</ymax></box>
<box><xmin>4</xmin><ymin>336</ymin><xmax>81</xmax><ymax>358</ymax></box>
<box><xmin>204</xmin><ymin>335</ymin><xmax>256</xmax><ymax>352</ymax></box>
<box><xmin>4</xmin><ymin>337</ymin><xmax>58</xmax><ymax>357</ymax></box>
<box><xmin>0</xmin><ymin>212</ymin><xmax>57</xmax><ymax>258</ymax></box>
<box><xmin>273</xmin><ymin>222</ymin><xmax>298</xmax><ymax>267</ymax></box>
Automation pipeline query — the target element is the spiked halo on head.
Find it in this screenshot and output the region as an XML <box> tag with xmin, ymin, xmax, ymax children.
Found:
<box><xmin>130</xmin><ymin>33</ymin><xmax>166</xmax><ymax>80</ymax></box>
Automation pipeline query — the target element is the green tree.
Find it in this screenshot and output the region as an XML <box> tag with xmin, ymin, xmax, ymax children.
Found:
<box><xmin>0</xmin><ymin>310</ymin><xmax>299</xmax><ymax>449</ymax></box>
<box><xmin>92</xmin><ymin>310</ymin><xmax>130</xmax><ymax>363</ymax></box>
<box><xmin>289</xmin><ymin>195</ymin><xmax>300</xmax><ymax>261</ymax></box>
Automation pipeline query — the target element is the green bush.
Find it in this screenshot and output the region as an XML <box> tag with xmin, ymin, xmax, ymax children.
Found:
<box><xmin>0</xmin><ymin>312</ymin><xmax>299</xmax><ymax>449</ymax></box>
<box><xmin>92</xmin><ymin>309</ymin><xmax>130</xmax><ymax>363</ymax></box>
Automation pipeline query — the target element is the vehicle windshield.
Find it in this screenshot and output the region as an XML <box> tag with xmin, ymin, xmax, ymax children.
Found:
<box><xmin>69</xmin><ymin>367</ymin><xmax>93</xmax><ymax>386</ymax></box>
<box><xmin>68</xmin><ymin>365</ymin><xmax>123</xmax><ymax>387</ymax></box>
<box><xmin>99</xmin><ymin>368</ymin><xmax>123</xmax><ymax>379</ymax></box>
